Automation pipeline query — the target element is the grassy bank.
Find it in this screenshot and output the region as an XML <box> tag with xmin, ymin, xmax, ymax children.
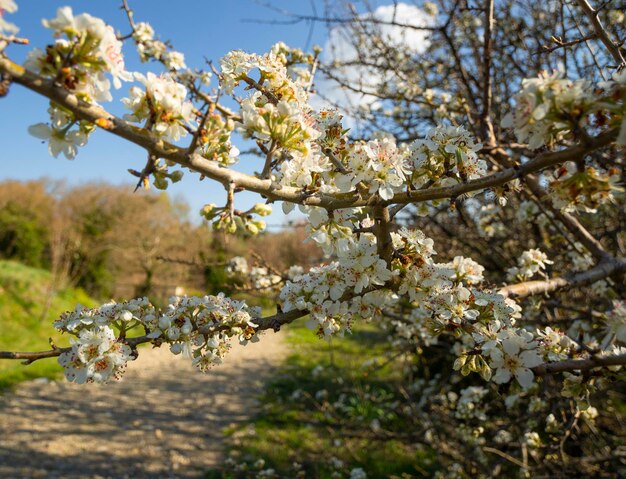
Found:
<box><xmin>0</xmin><ymin>260</ymin><xmax>96</xmax><ymax>389</ymax></box>
<box><xmin>208</xmin><ymin>319</ymin><xmax>436</xmax><ymax>478</ymax></box>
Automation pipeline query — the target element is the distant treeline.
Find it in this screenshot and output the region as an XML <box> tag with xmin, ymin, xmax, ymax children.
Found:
<box><xmin>0</xmin><ymin>179</ymin><xmax>319</xmax><ymax>303</ymax></box>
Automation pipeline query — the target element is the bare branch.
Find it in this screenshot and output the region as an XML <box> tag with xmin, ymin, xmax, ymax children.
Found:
<box><xmin>536</xmin><ymin>34</ymin><xmax>597</xmax><ymax>55</ymax></box>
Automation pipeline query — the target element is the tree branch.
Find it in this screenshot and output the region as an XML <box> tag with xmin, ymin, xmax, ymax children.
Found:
<box><xmin>372</xmin><ymin>205</ymin><xmax>393</xmax><ymax>265</ymax></box>
<box><xmin>480</xmin><ymin>0</ymin><xmax>496</xmax><ymax>145</ymax></box>
<box><xmin>500</xmin><ymin>258</ymin><xmax>626</xmax><ymax>298</ymax></box>
<box><xmin>575</xmin><ymin>0</ymin><xmax>625</xmax><ymax>68</ymax></box>
<box><xmin>0</xmin><ymin>55</ymin><xmax>619</xmax><ymax>211</ymax></box>
<box><xmin>0</xmin><ymin>334</ymin><xmax>152</xmax><ymax>364</ymax></box>
<box><xmin>533</xmin><ymin>353</ymin><xmax>626</xmax><ymax>375</ymax></box>
<box><xmin>0</xmin><ymin>348</ymin><xmax>69</xmax><ymax>364</ymax></box>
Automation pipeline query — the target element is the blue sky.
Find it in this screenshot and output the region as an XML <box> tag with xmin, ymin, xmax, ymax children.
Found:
<box><xmin>0</xmin><ymin>0</ymin><xmax>334</xmax><ymax>228</ymax></box>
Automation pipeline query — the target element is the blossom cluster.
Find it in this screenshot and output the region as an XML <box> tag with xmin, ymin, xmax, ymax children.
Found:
<box><xmin>387</xmin><ymin>230</ymin><xmax>551</xmax><ymax>388</ymax></box>
<box><xmin>123</xmin><ymin>72</ymin><xmax>195</xmax><ymax>141</ymax></box>
<box><xmin>276</xmin><ymin>122</ymin><xmax>488</xmax><ymax>213</ymax></box>
<box><xmin>549</xmin><ymin>161</ymin><xmax>623</xmax><ymax>214</ymax></box>
<box><xmin>501</xmin><ymin>70</ymin><xmax>593</xmax><ymax>149</ymax></box>
<box><xmin>23</xmin><ymin>7</ymin><xmax>133</xmax><ymax>159</ymax></box>
<box><xmin>239</xmin><ymin>91</ymin><xmax>320</xmax><ymax>154</ymax></box>
<box><xmin>226</xmin><ymin>256</ymin><xmax>283</xmax><ymax>291</ymax></box>
<box><xmin>58</xmin><ymin>327</ymin><xmax>133</xmax><ymax>384</ymax></box>
<box><xmin>342</xmin><ymin>136</ymin><xmax>411</xmax><ymax>200</ymax></box>
<box><xmin>502</xmin><ymin>69</ymin><xmax>626</xmax><ymax>151</ymax></box>
<box><xmin>143</xmin><ymin>294</ymin><xmax>261</xmax><ymax>371</ymax></box>
<box><xmin>226</xmin><ymin>257</ymin><xmax>308</xmax><ymax>295</ymax></box>
<box><xmin>281</xmin><ymin>131</ymin><xmax>409</xmax><ymax>201</ymax></box>
<box><xmin>26</xmin><ymin>7</ymin><xmax>131</xmax><ymax>100</ymax></box>
<box><xmin>409</xmin><ymin>124</ymin><xmax>486</xmax><ymax>187</ymax></box>
<box><xmin>279</xmin><ymin>233</ymin><xmax>397</xmax><ymax>336</ymax></box>
<box><xmin>131</xmin><ymin>21</ymin><xmax>186</xmax><ymax>71</ymax></box>
<box><xmin>53</xmin><ymin>294</ymin><xmax>262</xmax><ymax>382</ymax></box>
<box><xmin>290</xmin><ymin>206</ymin><xmax>363</xmax><ymax>256</ymax></box>
<box><xmin>54</xmin><ymin>297</ymin><xmax>154</xmax><ymax>383</ymax></box>
<box><xmin>195</xmin><ymin>113</ymin><xmax>239</xmax><ymax>166</ymax></box>
<box><xmin>271</xmin><ymin>217</ymin><xmax>560</xmax><ymax>389</ymax></box>
<box><xmin>220</xmin><ymin>42</ymin><xmax>314</xmax><ymax>100</ymax></box>
<box><xmin>221</xmin><ymin>45</ymin><xmax>317</xmax><ymax>159</ymax></box>
<box><xmin>223</xmin><ymin>44</ymin><xmax>490</xmax><ymax>209</ymax></box>
<box><xmin>23</xmin><ymin>7</ymin><xmax>224</xmax><ymax>174</ymax></box>
<box><xmin>506</xmin><ymin>248</ymin><xmax>552</xmax><ymax>281</ymax></box>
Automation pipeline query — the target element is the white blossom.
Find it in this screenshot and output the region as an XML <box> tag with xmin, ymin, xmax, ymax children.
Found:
<box><xmin>162</xmin><ymin>50</ymin><xmax>186</xmax><ymax>71</ymax></box>
<box><xmin>28</xmin><ymin>123</ymin><xmax>88</xmax><ymax>160</ymax></box>
<box><xmin>123</xmin><ymin>72</ymin><xmax>195</xmax><ymax>141</ymax></box>
<box><xmin>507</xmin><ymin>248</ymin><xmax>553</xmax><ymax>281</ymax></box>
<box><xmin>0</xmin><ymin>0</ymin><xmax>18</xmax><ymax>35</ymax></box>
<box><xmin>489</xmin><ymin>330</ymin><xmax>543</xmax><ymax>388</ymax></box>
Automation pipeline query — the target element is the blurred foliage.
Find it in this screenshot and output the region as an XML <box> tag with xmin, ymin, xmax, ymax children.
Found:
<box><xmin>0</xmin><ymin>202</ymin><xmax>49</xmax><ymax>269</ymax></box>
<box><xmin>0</xmin><ymin>179</ymin><xmax>321</xmax><ymax>304</ymax></box>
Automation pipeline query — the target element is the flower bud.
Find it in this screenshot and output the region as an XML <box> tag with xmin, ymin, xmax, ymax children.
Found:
<box><xmin>169</xmin><ymin>170</ymin><xmax>183</xmax><ymax>183</ymax></box>
<box><xmin>201</xmin><ymin>203</ymin><xmax>217</xmax><ymax>219</ymax></box>
<box><xmin>158</xmin><ymin>316</ymin><xmax>171</xmax><ymax>330</ymax></box>
<box><xmin>249</xmin><ymin>223</ymin><xmax>261</xmax><ymax>235</ymax></box>
<box><xmin>252</xmin><ymin>203</ymin><xmax>272</xmax><ymax>216</ymax></box>
<box><xmin>166</xmin><ymin>326</ymin><xmax>180</xmax><ymax>340</ymax></box>
<box><xmin>153</xmin><ymin>175</ymin><xmax>168</xmax><ymax>190</ymax></box>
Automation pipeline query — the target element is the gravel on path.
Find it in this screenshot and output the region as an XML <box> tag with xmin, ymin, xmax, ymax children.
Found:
<box><xmin>0</xmin><ymin>330</ymin><xmax>286</xmax><ymax>479</ymax></box>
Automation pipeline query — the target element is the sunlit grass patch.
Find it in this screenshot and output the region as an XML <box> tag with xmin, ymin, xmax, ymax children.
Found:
<box><xmin>208</xmin><ymin>318</ymin><xmax>437</xmax><ymax>478</ymax></box>
<box><xmin>0</xmin><ymin>260</ymin><xmax>96</xmax><ymax>390</ymax></box>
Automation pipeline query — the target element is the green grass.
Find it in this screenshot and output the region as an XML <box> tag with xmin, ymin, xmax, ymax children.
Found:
<box><xmin>207</xmin><ymin>319</ymin><xmax>437</xmax><ymax>478</ymax></box>
<box><xmin>0</xmin><ymin>260</ymin><xmax>96</xmax><ymax>389</ymax></box>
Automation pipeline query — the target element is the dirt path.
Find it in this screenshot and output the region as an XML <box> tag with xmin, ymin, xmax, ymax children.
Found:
<box><xmin>0</xmin><ymin>331</ymin><xmax>287</xmax><ymax>479</ymax></box>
